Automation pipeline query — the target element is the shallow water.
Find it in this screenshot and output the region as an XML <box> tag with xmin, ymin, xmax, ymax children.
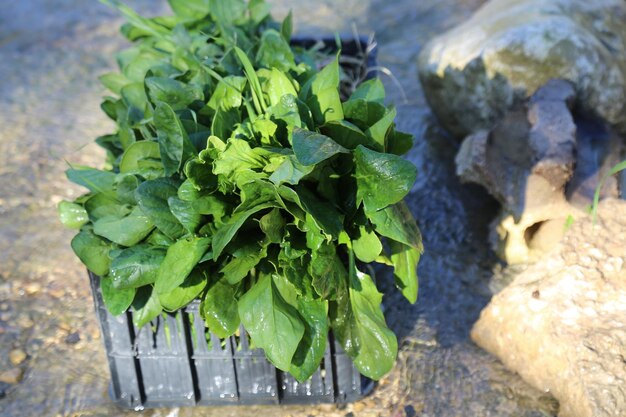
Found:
<box><xmin>0</xmin><ymin>1</ymin><xmax>558</xmax><ymax>416</ymax></box>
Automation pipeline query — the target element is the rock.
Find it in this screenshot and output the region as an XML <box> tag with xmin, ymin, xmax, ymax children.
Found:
<box><xmin>17</xmin><ymin>315</ymin><xmax>34</xmax><ymax>329</ymax></box>
<box><xmin>456</xmin><ymin>79</ymin><xmax>623</xmax><ymax>263</ymax></box>
<box><xmin>0</xmin><ymin>368</ymin><xmax>24</xmax><ymax>384</ymax></box>
<box><xmin>8</xmin><ymin>349</ymin><xmax>26</xmax><ymax>366</ymax></box>
<box><xmin>24</xmin><ymin>282</ymin><xmax>41</xmax><ymax>295</ymax></box>
<box><xmin>418</xmin><ymin>0</ymin><xmax>626</xmax><ymax>138</ymax></box>
<box><xmin>64</xmin><ymin>331</ymin><xmax>80</xmax><ymax>345</ymax></box>
<box><xmin>471</xmin><ymin>199</ymin><xmax>626</xmax><ymax>417</ymax></box>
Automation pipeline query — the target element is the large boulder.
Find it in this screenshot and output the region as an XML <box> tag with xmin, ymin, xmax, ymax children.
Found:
<box><xmin>456</xmin><ymin>80</ymin><xmax>622</xmax><ymax>264</ymax></box>
<box><xmin>418</xmin><ymin>0</ymin><xmax>626</xmax><ymax>138</ymax></box>
<box><xmin>471</xmin><ymin>198</ymin><xmax>626</xmax><ymax>417</ymax></box>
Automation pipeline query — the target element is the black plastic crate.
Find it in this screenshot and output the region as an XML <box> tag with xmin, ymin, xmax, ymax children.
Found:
<box><xmin>88</xmin><ymin>36</ymin><xmax>377</xmax><ymax>410</ymax></box>
<box><xmin>89</xmin><ymin>274</ymin><xmax>371</xmax><ymax>409</ymax></box>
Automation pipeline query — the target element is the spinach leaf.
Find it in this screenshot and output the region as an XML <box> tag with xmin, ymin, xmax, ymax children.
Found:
<box><xmin>354</xmin><ymin>145</ymin><xmax>416</xmax><ymax>212</ymax></box>
<box><xmin>292</xmin><ymin>128</ymin><xmax>349</xmax><ymax>166</ymax></box>
<box><xmin>256</xmin><ymin>29</ymin><xmax>296</xmax><ymax>72</ymax></box>
<box><xmin>389</xmin><ymin>239</ymin><xmax>420</xmax><ymax>304</ymax></box>
<box><xmin>201</xmin><ymin>277</ymin><xmax>240</xmax><ymax>338</ymax></box>
<box><xmin>300</xmin><ymin>55</ymin><xmax>343</xmax><ymax>124</ymax></box>
<box><xmin>154</xmin><ymin>101</ymin><xmax>197</xmax><ymax>176</ymax></box>
<box><xmin>66</xmin><ymin>166</ymin><xmax>116</xmax><ymax>196</ymax></box>
<box><xmin>220</xmin><ymin>242</ymin><xmax>267</xmax><ymax>284</ymax></box>
<box><xmin>167</xmin><ymin>196</ymin><xmax>203</xmax><ymax>233</ymax></box>
<box><xmin>330</xmin><ymin>250</ymin><xmax>397</xmax><ymax>380</ymax></box>
<box><xmin>135</xmin><ymin>178</ymin><xmax>185</xmax><ymax>239</ymax></box>
<box><xmin>132</xmin><ymin>285</ymin><xmax>163</xmax><ymax>328</ymax></box>
<box><xmin>290</xmin><ymin>297</ymin><xmax>328</xmax><ymax>382</ymax></box>
<box><xmin>146</xmin><ymin>77</ymin><xmax>204</xmax><ymax>110</ymax></box>
<box><xmin>58</xmin><ymin>201</ymin><xmax>89</xmax><ymax>229</ymax></box>
<box><xmin>367</xmin><ymin>201</ymin><xmax>423</xmax><ymax>250</ymax></box>
<box><xmin>352</xmin><ymin>225</ymin><xmax>382</xmax><ymax>263</ymax></box>
<box><xmin>110</xmin><ymin>244</ymin><xmax>166</xmax><ymax>289</ymax></box>
<box><xmin>71</xmin><ymin>229</ymin><xmax>114</xmax><ymax>276</ymax></box>
<box><xmin>159</xmin><ymin>268</ymin><xmax>208</xmax><ymax>311</ymax></box>
<box><xmin>238</xmin><ymin>273</ymin><xmax>305</xmax><ymax>371</ymax></box>
<box><xmin>212</xmin><ymin>202</ymin><xmax>275</xmax><ymax>259</ymax></box>
<box><xmin>349</xmin><ymin>78</ymin><xmax>385</xmax><ymax>104</ymax></box>
<box><xmin>155</xmin><ymin>236</ymin><xmax>210</xmax><ymax>294</ymax></box>
<box><xmin>101</xmin><ymin>276</ymin><xmax>135</xmax><ymax>316</ymax></box>
<box><xmin>93</xmin><ymin>206</ymin><xmax>155</xmax><ymax>247</ymax></box>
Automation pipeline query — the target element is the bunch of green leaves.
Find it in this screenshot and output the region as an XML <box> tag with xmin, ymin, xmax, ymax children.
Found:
<box><xmin>59</xmin><ymin>0</ymin><xmax>423</xmax><ymax>382</ymax></box>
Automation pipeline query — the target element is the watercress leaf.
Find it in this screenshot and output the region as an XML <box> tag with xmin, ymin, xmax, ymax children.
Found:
<box><xmin>300</xmin><ymin>55</ymin><xmax>343</xmax><ymax>124</ymax></box>
<box><xmin>136</xmin><ymin>178</ymin><xmax>185</xmax><ymax>239</ymax></box>
<box><xmin>146</xmin><ymin>76</ymin><xmax>204</xmax><ymax>110</ymax></box>
<box><xmin>320</xmin><ymin>120</ymin><xmax>376</xmax><ymax>150</ymax></box>
<box><xmin>269</xmin><ymin>155</ymin><xmax>314</xmax><ymax>186</ymax></box>
<box><xmin>354</xmin><ymin>145</ymin><xmax>417</xmax><ymax>212</ymax></box>
<box><xmin>212</xmin><ymin>202</ymin><xmax>275</xmax><ymax>259</ymax></box>
<box><xmin>259</xmin><ymin>208</ymin><xmax>285</xmax><ymax>243</ymax></box>
<box><xmin>110</xmin><ymin>244</ymin><xmax>166</xmax><ymax>289</ymax></box>
<box><xmin>119</xmin><ymin>141</ymin><xmax>164</xmax><ymax>180</ymax></box>
<box><xmin>221</xmin><ymin>242</ymin><xmax>267</xmax><ymax>285</ymax></box>
<box><xmin>159</xmin><ymin>268</ymin><xmax>207</xmax><ymax>311</ymax></box>
<box><xmin>93</xmin><ymin>206</ymin><xmax>155</xmax><ymax>247</ymax></box>
<box><xmin>99</xmin><ymin>72</ymin><xmax>131</xmax><ymax>95</ymax></box>
<box><xmin>367</xmin><ymin>201</ymin><xmax>423</xmax><ymax>250</ymax></box>
<box><xmin>389</xmin><ymin>239</ymin><xmax>420</xmax><ymax>304</ymax></box>
<box><xmin>155</xmin><ymin>236</ymin><xmax>211</xmax><ymax>294</ymax></box>
<box><xmin>71</xmin><ymin>229</ymin><xmax>114</xmax><ymax>276</ymax></box>
<box><xmin>295</xmin><ymin>186</ymin><xmax>343</xmax><ymax>238</ymax></box>
<box><xmin>256</xmin><ymin>29</ymin><xmax>296</xmax><ymax>72</ymax></box>
<box><xmin>154</xmin><ymin>101</ymin><xmax>197</xmax><ymax>176</ymax></box>
<box><xmin>290</xmin><ymin>297</ymin><xmax>328</xmax><ymax>382</ymax></box>
<box><xmin>238</xmin><ymin>274</ymin><xmax>305</xmax><ymax>371</ymax></box>
<box><xmin>349</xmin><ymin>78</ymin><xmax>386</xmax><ymax>103</ymax></box>
<box><xmin>267</xmin><ymin>69</ymin><xmax>297</xmax><ymax>107</ymax></box>
<box><xmin>101</xmin><ymin>276</ymin><xmax>135</xmax><ymax>316</ymax></box>
<box><xmin>201</xmin><ymin>276</ymin><xmax>240</xmax><ymax>338</ymax></box>
<box><xmin>132</xmin><ymin>286</ymin><xmax>163</xmax><ymax>328</ymax></box>
<box><xmin>58</xmin><ymin>201</ymin><xmax>89</xmax><ymax>229</ymax></box>
<box><xmin>330</xmin><ymin>251</ymin><xmax>397</xmax><ymax>380</ymax></box>
<box><xmin>167</xmin><ymin>196</ymin><xmax>203</xmax><ymax>233</ymax></box>
<box><xmin>292</xmin><ymin>128</ymin><xmax>349</xmax><ymax>166</ymax></box>
<box><xmin>352</xmin><ymin>225</ymin><xmax>382</xmax><ymax>263</ymax></box>
<box><xmin>66</xmin><ymin>166</ymin><xmax>116</xmax><ymax>196</ymax></box>
<box><xmin>365</xmin><ymin>106</ymin><xmax>396</xmax><ymax>150</ymax></box>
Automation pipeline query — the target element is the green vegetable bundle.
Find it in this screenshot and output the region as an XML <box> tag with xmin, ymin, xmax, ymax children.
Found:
<box><xmin>59</xmin><ymin>0</ymin><xmax>423</xmax><ymax>381</ymax></box>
